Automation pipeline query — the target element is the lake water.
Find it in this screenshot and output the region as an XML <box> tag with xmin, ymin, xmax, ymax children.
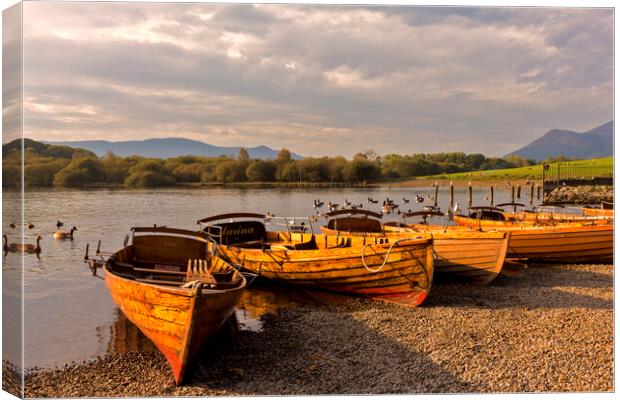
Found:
<box><xmin>3</xmin><ymin>185</ymin><xmax>559</xmax><ymax>369</ymax></box>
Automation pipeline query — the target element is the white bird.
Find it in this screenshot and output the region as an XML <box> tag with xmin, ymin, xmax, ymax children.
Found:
<box><xmin>453</xmin><ymin>202</ymin><xmax>461</xmax><ymax>215</ymax></box>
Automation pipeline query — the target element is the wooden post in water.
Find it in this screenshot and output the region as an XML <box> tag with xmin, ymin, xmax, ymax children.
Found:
<box><xmin>490</xmin><ymin>186</ymin><xmax>494</xmax><ymax>206</ymax></box>
<box><xmin>529</xmin><ymin>183</ymin><xmax>534</xmax><ymax>205</ymax></box>
<box><xmin>536</xmin><ymin>185</ymin><xmax>541</xmax><ymax>200</ymax></box>
<box><xmin>517</xmin><ymin>185</ymin><xmax>521</xmax><ymax>199</ymax></box>
<box><xmin>511</xmin><ymin>186</ymin><xmax>515</xmax><ymax>203</ymax></box>
<box><xmin>468</xmin><ymin>182</ymin><xmax>473</xmax><ymax>207</ymax></box>
<box><xmin>434</xmin><ymin>181</ymin><xmax>439</xmax><ymax>208</ymax></box>
<box><xmin>449</xmin><ymin>182</ymin><xmax>454</xmax><ymax>208</ymax></box>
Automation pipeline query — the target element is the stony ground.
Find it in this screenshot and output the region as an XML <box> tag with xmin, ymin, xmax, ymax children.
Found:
<box><xmin>24</xmin><ymin>263</ymin><xmax>613</xmax><ymax>397</ymax></box>
<box><xmin>2</xmin><ymin>361</ymin><xmax>21</xmax><ymax>397</ymax></box>
<box><xmin>544</xmin><ymin>185</ymin><xmax>613</xmax><ymax>204</ymax></box>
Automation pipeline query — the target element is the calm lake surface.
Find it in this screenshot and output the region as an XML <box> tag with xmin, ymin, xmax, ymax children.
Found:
<box><xmin>4</xmin><ymin>185</ymin><xmax>560</xmax><ymax>369</ymax></box>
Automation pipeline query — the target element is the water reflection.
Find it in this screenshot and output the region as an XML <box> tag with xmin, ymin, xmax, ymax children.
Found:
<box><xmin>105</xmin><ymin>281</ymin><xmax>353</xmax><ymax>355</ymax></box>
<box><xmin>107</xmin><ymin>310</ymin><xmax>157</xmax><ymax>354</ymax></box>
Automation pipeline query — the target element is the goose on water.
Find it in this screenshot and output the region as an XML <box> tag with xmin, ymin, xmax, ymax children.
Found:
<box><xmin>3</xmin><ymin>234</ymin><xmax>42</xmax><ymax>254</ymax></box>
<box><xmin>54</xmin><ymin>226</ymin><xmax>77</xmax><ymax>240</ymax></box>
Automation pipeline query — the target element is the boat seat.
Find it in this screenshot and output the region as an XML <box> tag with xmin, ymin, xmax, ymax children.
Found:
<box><xmin>469</xmin><ymin>210</ymin><xmax>506</xmax><ymax>221</ymax></box>
<box><xmin>291</xmin><ymin>236</ymin><xmax>318</xmax><ymax>250</ymax></box>
<box><xmin>327</xmin><ymin>217</ymin><xmax>383</xmax><ymax>233</ymax></box>
<box><xmin>269</xmin><ymin>236</ymin><xmax>318</xmax><ymax>251</ymax></box>
<box><xmin>132</xmin><ymin>234</ymin><xmax>207</xmax><ymax>266</ymax></box>
<box><xmin>229</xmin><ymin>240</ymin><xmax>268</xmax><ymax>249</ymax></box>
<box><xmin>326</xmin><ymin>237</ymin><xmax>352</xmax><ymax>248</ymax></box>
<box><xmin>206</xmin><ymin>221</ymin><xmax>267</xmax><ymax>246</ymax></box>
<box><xmin>212</xmin><ymin>269</ymin><xmax>235</xmax><ymax>282</ymax></box>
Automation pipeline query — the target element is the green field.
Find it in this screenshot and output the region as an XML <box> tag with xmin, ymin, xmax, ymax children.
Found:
<box><xmin>426</xmin><ymin>157</ymin><xmax>613</xmax><ymax>181</ymax></box>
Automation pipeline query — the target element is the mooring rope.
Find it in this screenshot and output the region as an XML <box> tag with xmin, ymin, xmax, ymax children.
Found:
<box><xmin>360</xmin><ymin>237</ymin><xmax>416</xmax><ymax>273</ymax></box>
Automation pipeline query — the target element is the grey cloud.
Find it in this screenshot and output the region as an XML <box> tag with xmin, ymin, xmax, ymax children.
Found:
<box><xmin>2</xmin><ymin>3</ymin><xmax>22</xmax><ymax>143</ymax></box>
<box><xmin>18</xmin><ymin>3</ymin><xmax>613</xmax><ymax>157</ymax></box>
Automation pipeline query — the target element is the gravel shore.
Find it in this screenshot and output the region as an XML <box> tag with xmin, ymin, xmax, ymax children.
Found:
<box><xmin>24</xmin><ymin>263</ymin><xmax>613</xmax><ymax>397</ymax></box>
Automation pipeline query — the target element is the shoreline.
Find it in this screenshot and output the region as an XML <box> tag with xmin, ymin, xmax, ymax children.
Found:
<box><xmin>382</xmin><ymin>178</ymin><xmax>541</xmax><ymax>188</ymax></box>
<box><xmin>24</xmin><ymin>263</ymin><xmax>613</xmax><ymax>396</ymax></box>
<box><xmin>4</xmin><ymin>178</ymin><xmax>543</xmax><ymax>191</ymax></box>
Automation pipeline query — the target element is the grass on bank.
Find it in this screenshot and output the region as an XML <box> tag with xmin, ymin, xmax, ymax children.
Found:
<box><xmin>424</xmin><ymin>157</ymin><xmax>613</xmax><ymax>182</ymax></box>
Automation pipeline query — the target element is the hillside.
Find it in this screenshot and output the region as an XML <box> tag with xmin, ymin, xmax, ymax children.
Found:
<box><xmin>3</xmin><ymin>138</ymin><xmax>96</xmax><ymax>159</ymax></box>
<box><xmin>44</xmin><ymin>138</ymin><xmax>303</xmax><ymax>160</ymax></box>
<box><xmin>507</xmin><ymin>121</ymin><xmax>613</xmax><ymax>161</ymax></box>
<box><xmin>426</xmin><ymin>157</ymin><xmax>613</xmax><ymax>181</ymax></box>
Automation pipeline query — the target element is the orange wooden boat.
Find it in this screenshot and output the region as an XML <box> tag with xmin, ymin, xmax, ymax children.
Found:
<box><xmin>87</xmin><ymin>227</ymin><xmax>246</xmax><ymax>384</ymax></box>
<box><xmin>465</xmin><ymin>204</ymin><xmax>611</xmax><ymax>227</ymax></box>
<box><xmin>502</xmin><ymin>210</ymin><xmax>610</xmax><ymax>223</ymax></box>
<box><xmin>582</xmin><ymin>207</ymin><xmax>614</xmax><ymax>217</ymax></box>
<box><xmin>319</xmin><ymin>209</ymin><xmax>510</xmax><ymax>285</ymax></box>
<box><xmin>448</xmin><ymin>216</ymin><xmax>613</xmax><ymax>263</ymax></box>
<box><xmin>198</xmin><ymin>213</ymin><xmax>434</xmax><ymax>306</ymax></box>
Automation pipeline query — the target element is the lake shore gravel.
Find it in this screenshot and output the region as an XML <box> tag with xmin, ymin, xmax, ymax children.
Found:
<box><xmin>24</xmin><ymin>262</ymin><xmax>613</xmax><ymax>397</ymax></box>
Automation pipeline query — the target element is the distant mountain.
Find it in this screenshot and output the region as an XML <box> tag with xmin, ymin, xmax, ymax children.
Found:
<box><xmin>506</xmin><ymin>121</ymin><xmax>613</xmax><ymax>161</ymax></box>
<box><xmin>44</xmin><ymin>138</ymin><xmax>303</xmax><ymax>160</ymax></box>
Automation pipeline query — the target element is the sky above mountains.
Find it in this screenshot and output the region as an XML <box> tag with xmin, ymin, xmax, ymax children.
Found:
<box><xmin>7</xmin><ymin>3</ymin><xmax>613</xmax><ymax>157</ymax></box>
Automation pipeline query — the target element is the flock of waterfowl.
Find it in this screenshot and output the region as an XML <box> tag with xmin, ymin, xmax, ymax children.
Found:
<box><xmin>2</xmin><ymin>220</ymin><xmax>77</xmax><ymax>256</ymax></box>
<box><xmin>315</xmin><ymin>195</ymin><xmax>434</xmax><ymax>214</ymax></box>
<box><xmin>82</xmin><ymin>199</ymin><xmax>613</xmax><ymax>385</ymax></box>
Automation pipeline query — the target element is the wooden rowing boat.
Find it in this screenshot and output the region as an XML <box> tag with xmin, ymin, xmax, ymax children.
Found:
<box><xmin>448</xmin><ymin>216</ymin><xmax>613</xmax><ymax>263</ymax></box>
<box><xmin>582</xmin><ymin>207</ymin><xmax>614</xmax><ymax>217</ymax></box>
<box><xmin>198</xmin><ymin>213</ymin><xmax>434</xmax><ymax>306</ymax></box>
<box><xmin>502</xmin><ymin>210</ymin><xmax>610</xmax><ymax>223</ymax></box>
<box><xmin>319</xmin><ymin>209</ymin><xmax>510</xmax><ymax>285</ymax></box>
<box><xmin>465</xmin><ymin>204</ymin><xmax>611</xmax><ymax>226</ymax></box>
<box><xmin>89</xmin><ymin>227</ymin><xmax>246</xmax><ymax>384</ymax></box>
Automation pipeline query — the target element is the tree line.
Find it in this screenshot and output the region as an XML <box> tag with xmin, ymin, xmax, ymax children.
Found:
<box><xmin>2</xmin><ymin>139</ymin><xmax>536</xmax><ymax>188</ymax></box>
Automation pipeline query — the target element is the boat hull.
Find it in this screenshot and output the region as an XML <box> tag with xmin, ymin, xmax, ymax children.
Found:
<box><xmin>502</xmin><ymin>210</ymin><xmax>612</xmax><ymax>223</ymax></box>
<box><xmin>213</xmin><ymin>235</ymin><xmax>434</xmax><ymax>306</ymax></box>
<box><xmin>322</xmin><ymin>227</ymin><xmax>509</xmax><ymax>285</ymax></box>
<box><xmin>451</xmin><ymin>216</ymin><xmax>613</xmax><ymax>263</ymax></box>
<box><xmin>104</xmin><ymin>266</ymin><xmax>244</xmax><ymax>384</ymax></box>
<box><xmin>428</xmin><ymin>233</ymin><xmax>509</xmax><ymax>285</ymax></box>
<box><xmin>582</xmin><ymin>208</ymin><xmax>614</xmax><ymax>217</ymax></box>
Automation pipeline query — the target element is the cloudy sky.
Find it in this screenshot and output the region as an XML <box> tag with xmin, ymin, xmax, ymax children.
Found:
<box><xmin>8</xmin><ymin>2</ymin><xmax>615</xmax><ymax>156</ymax></box>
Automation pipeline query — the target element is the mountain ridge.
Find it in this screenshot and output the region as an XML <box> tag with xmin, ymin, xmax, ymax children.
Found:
<box><xmin>506</xmin><ymin>121</ymin><xmax>613</xmax><ymax>161</ymax></box>
<box><xmin>44</xmin><ymin>137</ymin><xmax>303</xmax><ymax>160</ymax></box>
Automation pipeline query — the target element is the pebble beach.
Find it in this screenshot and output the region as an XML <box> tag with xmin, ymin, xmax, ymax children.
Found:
<box><xmin>24</xmin><ymin>262</ymin><xmax>613</xmax><ymax>397</ymax></box>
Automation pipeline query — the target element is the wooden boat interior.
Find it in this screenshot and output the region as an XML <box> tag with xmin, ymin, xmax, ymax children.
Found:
<box><xmin>466</xmin><ymin>206</ymin><xmax>507</xmax><ymax>221</ymax></box>
<box><xmin>107</xmin><ymin>227</ymin><xmax>245</xmax><ymax>289</ymax></box>
<box><xmin>324</xmin><ymin>208</ymin><xmax>384</xmax><ymax>233</ymax></box>
<box><xmin>199</xmin><ymin>213</ymin><xmax>415</xmax><ymax>251</ymax></box>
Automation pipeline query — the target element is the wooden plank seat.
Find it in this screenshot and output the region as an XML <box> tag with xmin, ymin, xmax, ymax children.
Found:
<box><xmin>133</xmin><ymin>267</ymin><xmax>186</xmax><ymax>276</ymax></box>
<box><xmin>228</xmin><ymin>240</ymin><xmax>267</xmax><ymax>249</ymax></box>
<box><xmin>136</xmin><ymin>277</ymin><xmax>185</xmax><ymax>286</ymax></box>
